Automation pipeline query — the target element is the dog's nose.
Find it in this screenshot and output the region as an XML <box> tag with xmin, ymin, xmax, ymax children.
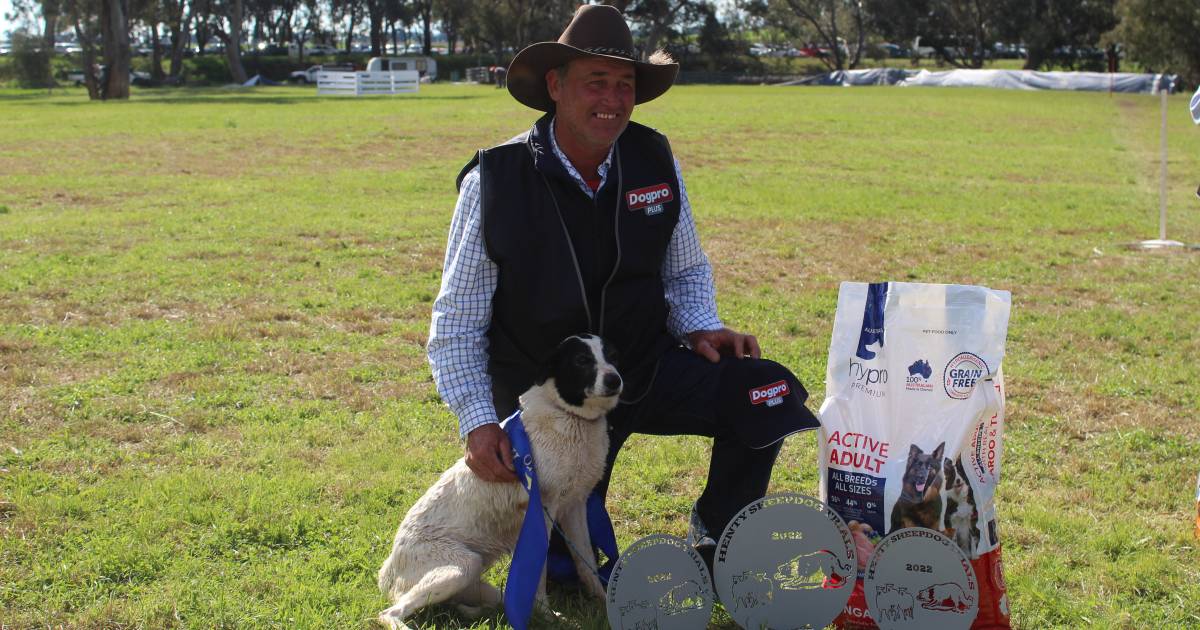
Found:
<box><xmin>603</xmin><ymin>372</ymin><xmax>622</xmax><ymax>393</ymax></box>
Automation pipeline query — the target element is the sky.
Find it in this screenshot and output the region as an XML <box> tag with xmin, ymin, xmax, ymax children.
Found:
<box><xmin>1</xmin><ymin>0</ymin><xmax>17</xmax><ymax>39</ymax></box>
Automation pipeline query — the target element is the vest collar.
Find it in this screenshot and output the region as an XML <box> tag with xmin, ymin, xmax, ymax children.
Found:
<box><xmin>527</xmin><ymin>113</ymin><xmax>616</xmax><ymax>191</ymax></box>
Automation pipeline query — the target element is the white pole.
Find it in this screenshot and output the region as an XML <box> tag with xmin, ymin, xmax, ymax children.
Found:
<box><xmin>1160</xmin><ymin>87</ymin><xmax>1168</xmax><ymax>241</ymax></box>
<box><xmin>1138</xmin><ymin>83</ymin><xmax>1184</xmax><ymax>248</ymax></box>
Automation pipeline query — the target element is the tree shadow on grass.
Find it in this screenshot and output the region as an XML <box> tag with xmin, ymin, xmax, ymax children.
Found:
<box><xmin>35</xmin><ymin>88</ymin><xmax>487</xmax><ymax>107</ymax></box>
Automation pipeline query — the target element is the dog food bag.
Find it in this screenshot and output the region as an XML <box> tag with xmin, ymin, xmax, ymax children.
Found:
<box><xmin>818</xmin><ymin>282</ymin><xmax>1012</xmax><ymax>630</ymax></box>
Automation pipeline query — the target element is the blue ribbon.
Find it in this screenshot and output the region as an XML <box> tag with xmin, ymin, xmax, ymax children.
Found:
<box><xmin>547</xmin><ymin>491</ymin><xmax>619</xmax><ymax>585</ymax></box>
<box><xmin>502</xmin><ymin>411</ymin><xmax>621</xmax><ymax>630</ymax></box>
<box><xmin>502</xmin><ymin>411</ymin><xmax>546</xmax><ymax>630</ymax></box>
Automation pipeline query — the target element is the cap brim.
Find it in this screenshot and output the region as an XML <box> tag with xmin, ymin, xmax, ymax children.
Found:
<box><xmin>506</xmin><ymin>41</ymin><xmax>679</xmax><ymax>112</ymax></box>
<box><xmin>717</xmin><ymin>358</ymin><xmax>822</xmax><ymax>449</ymax></box>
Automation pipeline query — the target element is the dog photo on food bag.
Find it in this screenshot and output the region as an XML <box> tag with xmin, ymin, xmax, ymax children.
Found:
<box><xmin>890</xmin><ymin>442</ymin><xmax>945</xmax><ymax>531</ymax></box>
<box><xmin>376</xmin><ymin>334</ymin><xmax>622</xmax><ymax>630</ymax></box>
<box><xmin>943</xmin><ymin>455</ymin><xmax>980</xmax><ymax>557</ymax></box>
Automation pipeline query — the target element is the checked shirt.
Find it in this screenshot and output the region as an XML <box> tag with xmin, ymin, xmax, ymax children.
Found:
<box><xmin>428</xmin><ymin>119</ymin><xmax>723</xmax><ymax>437</ymax></box>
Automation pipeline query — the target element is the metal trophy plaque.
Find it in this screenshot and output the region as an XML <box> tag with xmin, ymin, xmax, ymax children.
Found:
<box><xmin>714</xmin><ymin>493</ymin><xmax>856</xmax><ymax>630</ymax></box>
<box><xmin>864</xmin><ymin>528</ymin><xmax>979</xmax><ymax>630</ymax></box>
<box><xmin>605</xmin><ymin>534</ymin><xmax>714</xmax><ymax>630</ymax></box>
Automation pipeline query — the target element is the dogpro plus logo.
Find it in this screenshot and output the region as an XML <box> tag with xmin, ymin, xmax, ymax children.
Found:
<box><xmin>626</xmin><ymin>183</ymin><xmax>673</xmax><ymax>216</ymax></box>
<box><xmin>943</xmin><ymin>352</ymin><xmax>989</xmax><ymax>399</ymax></box>
<box><xmin>749</xmin><ymin>380</ymin><xmax>789</xmax><ymax>407</ymax></box>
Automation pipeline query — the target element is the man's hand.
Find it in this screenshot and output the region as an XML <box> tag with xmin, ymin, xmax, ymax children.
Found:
<box><xmin>687</xmin><ymin>327</ymin><xmax>761</xmax><ymax>363</ymax></box>
<box><xmin>465</xmin><ymin>423</ymin><xmax>518</xmax><ymax>483</ymax></box>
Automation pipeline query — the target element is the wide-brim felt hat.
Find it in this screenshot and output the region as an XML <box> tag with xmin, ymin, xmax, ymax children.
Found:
<box><xmin>507</xmin><ymin>4</ymin><xmax>679</xmax><ymax>112</ymax></box>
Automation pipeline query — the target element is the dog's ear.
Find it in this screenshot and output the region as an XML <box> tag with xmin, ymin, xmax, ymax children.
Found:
<box><xmin>931</xmin><ymin>441</ymin><xmax>945</xmax><ymax>462</ymax></box>
<box><xmin>908</xmin><ymin>443</ymin><xmax>922</xmax><ymax>459</ymax></box>
<box><xmin>534</xmin><ymin>346</ymin><xmax>560</xmax><ymax>386</ymax></box>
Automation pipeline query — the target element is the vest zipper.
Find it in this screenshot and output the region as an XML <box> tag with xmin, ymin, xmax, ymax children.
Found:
<box><xmin>597</xmin><ymin>145</ymin><xmax>623</xmax><ymax>337</ymax></box>
<box><xmin>539</xmin><ymin>171</ymin><xmax>595</xmax><ymax>334</ymax></box>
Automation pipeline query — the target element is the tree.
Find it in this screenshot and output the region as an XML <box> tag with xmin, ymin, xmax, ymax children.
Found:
<box><xmin>161</xmin><ymin>0</ymin><xmax>191</xmax><ymax>78</ymax></box>
<box><xmin>205</xmin><ymin>0</ymin><xmax>248</xmax><ymax>82</ymax></box>
<box><xmin>867</xmin><ymin>0</ymin><xmax>1002</xmax><ymax>69</ymax></box>
<box><xmin>412</xmin><ymin>0</ymin><xmax>431</xmax><ymax>55</ymax></box>
<box><xmin>10</xmin><ymin>31</ymin><xmax>54</xmax><ymax>88</ymax></box>
<box><xmin>745</xmin><ymin>0</ymin><xmax>868</xmax><ymax>70</ymax></box>
<box><xmin>1110</xmin><ymin>0</ymin><xmax>1200</xmax><ymax>87</ymax></box>
<box><xmin>994</xmin><ymin>0</ymin><xmax>1116</xmax><ymax>70</ymax></box>
<box><xmin>620</xmin><ymin>0</ymin><xmax>699</xmax><ymax>59</ymax></box>
<box><xmin>100</xmin><ymin>0</ymin><xmax>132</xmax><ymax>97</ymax></box>
<box><xmin>436</xmin><ymin>0</ymin><xmax>472</xmax><ymax>55</ymax></box>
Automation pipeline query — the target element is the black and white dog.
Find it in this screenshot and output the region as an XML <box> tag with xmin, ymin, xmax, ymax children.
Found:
<box><xmin>377</xmin><ymin>334</ymin><xmax>622</xmax><ymax>629</ymax></box>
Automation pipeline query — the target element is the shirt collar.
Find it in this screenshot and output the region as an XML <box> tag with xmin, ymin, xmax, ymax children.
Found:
<box><xmin>548</xmin><ymin>116</ymin><xmax>614</xmax><ymax>199</ymax></box>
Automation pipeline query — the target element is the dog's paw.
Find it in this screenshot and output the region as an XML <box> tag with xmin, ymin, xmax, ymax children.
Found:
<box><xmin>582</xmin><ymin>574</ymin><xmax>607</xmax><ymax>600</ymax></box>
<box><xmin>377</xmin><ymin>607</ymin><xmax>414</xmax><ymax>630</ymax></box>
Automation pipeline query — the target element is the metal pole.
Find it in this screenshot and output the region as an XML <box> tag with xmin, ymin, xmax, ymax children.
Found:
<box><xmin>1160</xmin><ymin>88</ymin><xmax>1168</xmax><ymax>241</ymax></box>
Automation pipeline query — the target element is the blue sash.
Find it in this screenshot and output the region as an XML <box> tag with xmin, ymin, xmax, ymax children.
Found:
<box><xmin>502</xmin><ymin>411</ymin><xmax>546</xmax><ymax>630</ymax></box>
<box><xmin>502</xmin><ymin>412</ymin><xmax>620</xmax><ymax>629</ymax></box>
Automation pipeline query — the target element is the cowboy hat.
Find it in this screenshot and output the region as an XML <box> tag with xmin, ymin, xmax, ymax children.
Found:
<box><xmin>506</xmin><ymin>4</ymin><xmax>679</xmax><ymax>112</ymax></box>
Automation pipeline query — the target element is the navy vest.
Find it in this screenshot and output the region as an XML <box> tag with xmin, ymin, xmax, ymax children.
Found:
<box><xmin>457</xmin><ymin>114</ymin><xmax>682</xmax><ymax>410</ymax></box>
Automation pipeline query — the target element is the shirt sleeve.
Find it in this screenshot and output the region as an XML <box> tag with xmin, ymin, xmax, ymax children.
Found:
<box><xmin>662</xmin><ymin>158</ymin><xmax>723</xmax><ymax>339</ymax></box>
<box><xmin>427</xmin><ymin>166</ymin><xmax>501</xmax><ymax>438</ymax></box>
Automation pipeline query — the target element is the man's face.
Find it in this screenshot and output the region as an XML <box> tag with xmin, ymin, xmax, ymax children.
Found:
<box><xmin>545</xmin><ymin>56</ymin><xmax>636</xmax><ymax>155</ymax></box>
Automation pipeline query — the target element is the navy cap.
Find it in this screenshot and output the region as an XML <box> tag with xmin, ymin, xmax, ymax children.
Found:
<box><xmin>717</xmin><ymin>358</ymin><xmax>821</xmax><ymax>449</ymax></box>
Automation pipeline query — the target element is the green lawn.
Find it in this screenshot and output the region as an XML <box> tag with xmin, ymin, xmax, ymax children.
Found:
<box><xmin>1</xmin><ymin>83</ymin><xmax>1198</xmax><ymax>629</ymax></box>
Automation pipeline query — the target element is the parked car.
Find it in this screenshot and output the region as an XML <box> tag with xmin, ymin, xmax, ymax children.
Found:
<box><xmin>748</xmin><ymin>43</ymin><xmax>771</xmax><ymax>57</ymax></box>
<box><xmin>288</xmin><ymin>64</ymin><xmax>355</xmax><ymax>83</ymax></box>
<box><xmin>305</xmin><ymin>44</ymin><xmax>340</xmax><ymax>56</ymax></box>
<box><xmin>880</xmin><ymin>42</ymin><xmax>909</xmax><ymax>58</ymax></box>
<box><xmin>253</xmin><ymin>44</ymin><xmax>289</xmax><ymax>56</ymax></box>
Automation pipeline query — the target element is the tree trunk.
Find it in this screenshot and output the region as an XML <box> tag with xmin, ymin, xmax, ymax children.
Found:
<box><xmin>43</xmin><ymin>13</ymin><xmax>58</xmax><ymax>52</ymax></box>
<box><xmin>169</xmin><ymin>19</ymin><xmax>187</xmax><ymax>78</ymax></box>
<box><xmin>75</xmin><ymin>21</ymin><xmax>102</xmax><ymax>100</ymax></box>
<box><xmin>150</xmin><ymin>24</ymin><xmax>165</xmax><ymax>80</ymax></box>
<box><xmin>420</xmin><ymin>5</ymin><xmax>432</xmax><ymax>55</ymax></box>
<box><xmin>221</xmin><ymin>0</ymin><xmax>248</xmax><ymax>83</ymax></box>
<box><xmin>345</xmin><ymin>4</ymin><xmax>358</xmax><ymax>52</ymax></box>
<box><xmin>101</xmin><ymin>0</ymin><xmax>131</xmax><ymax>99</ymax></box>
<box><xmin>368</xmin><ymin>2</ymin><xmax>383</xmax><ymax>56</ymax></box>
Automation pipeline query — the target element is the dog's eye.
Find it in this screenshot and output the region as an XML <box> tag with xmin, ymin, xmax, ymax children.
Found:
<box><xmin>573</xmin><ymin>355</ymin><xmax>591</xmax><ymax>367</ymax></box>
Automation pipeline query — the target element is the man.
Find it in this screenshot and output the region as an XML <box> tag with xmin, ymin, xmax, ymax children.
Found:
<box><xmin>427</xmin><ymin>5</ymin><xmax>818</xmax><ymax>570</ymax></box>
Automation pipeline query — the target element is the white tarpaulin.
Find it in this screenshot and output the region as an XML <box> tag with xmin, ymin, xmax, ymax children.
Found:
<box><xmin>900</xmin><ymin>69</ymin><xmax>1174</xmax><ymax>93</ymax></box>
<box><xmin>782</xmin><ymin>68</ymin><xmax>1176</xmax><ymax>94</ymax></box>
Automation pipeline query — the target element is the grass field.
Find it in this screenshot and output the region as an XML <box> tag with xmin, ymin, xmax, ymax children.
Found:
<box><xmin>1</xmin><ymin>83</ymin><xmax>1199</xmax><ymax>629</ymax></box>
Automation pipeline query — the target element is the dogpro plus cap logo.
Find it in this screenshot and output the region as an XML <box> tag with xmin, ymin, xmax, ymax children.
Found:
<box><xmin>750</xmin><ymin>380</ymin><xmax>789</xmax><ymax>407</ymax></box>
<box><xmin>943</xmin><ymin>352</ymin><xmax>989</xmax><ymax>400</ymax></box>
<box><xmin>626</xmin><ymin>183</ymin><xmax>673</xmax><ymax>216</ymax></box>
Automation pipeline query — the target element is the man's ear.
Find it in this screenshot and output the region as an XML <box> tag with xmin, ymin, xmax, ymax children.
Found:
<box><xmin>545</xmin><ymin>67</ymin><xmax>562</xmax><ymax>103</ymax></box>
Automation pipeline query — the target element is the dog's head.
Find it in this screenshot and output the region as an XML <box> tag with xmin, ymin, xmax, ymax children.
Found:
<box><xmin>537</xmin><ymin>334</ymin><xmax>622</xmax><ymax>419</ymax></box>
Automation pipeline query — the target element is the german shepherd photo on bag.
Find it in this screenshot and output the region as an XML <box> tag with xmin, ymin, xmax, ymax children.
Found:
<box><xmin>889</xmin><ymin>442</ymin><xmax>945</xmax><ymax>531</ymax></box>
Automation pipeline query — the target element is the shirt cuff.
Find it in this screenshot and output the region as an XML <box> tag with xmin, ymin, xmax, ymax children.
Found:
<box><xmin>673</xmin><ymin>311</ymin><xmax>724</xmax><ymax>340</ymax></box>
<box><xmin>457</xmin><ymin>397</ymin><xmax>500</xmax><ymax>438</ymax></box>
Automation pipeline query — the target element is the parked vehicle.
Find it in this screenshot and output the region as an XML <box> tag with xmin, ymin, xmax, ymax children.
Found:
<box><xmin>288</xmin><ymin>64</ymin><xmax>355</xmax><ymax>83</ymax></box>
<box><xmin>305</xmin><ymin>44</ymin><xmax>340</xmax><ymax>56</ymax></box>
<box><xmin>365</xmin><ymin>56</ymin><xmax>437</xmax><ymax>81</ymax></box>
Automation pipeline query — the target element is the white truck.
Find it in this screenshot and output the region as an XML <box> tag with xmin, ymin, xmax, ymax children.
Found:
<box><xmin>365</xmin><ymin>56</ymin><xmax>437</xmax><ymax>82</ymax></box>
<box><xmin>289</xmin><ymin>64</ymin><xmax>355</xmax><ymax>84</ymax></box>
